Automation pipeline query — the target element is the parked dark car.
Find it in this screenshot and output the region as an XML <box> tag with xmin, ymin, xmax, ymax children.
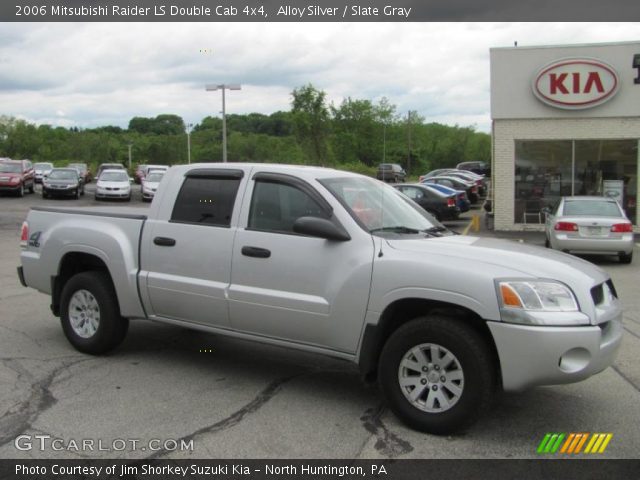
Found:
<box><xmin>68</xmin><ymin>163</ymin><xmax>92</xmax><ymax>184</ymax></box>
<box><xmin>376</xmin><ymin>163</ymin><xmax>406</xmax><ymax>183</ymax></box>
<box><xmin>42</xmin><ymin>168</ymin><xmax>84</xmax><ymax>199</ymax></box>
<box><xmin>0</xmin><ymin>159</ymin><xmax>35</xmax><ymax>197</ymax></box>
<box><xmin>424</xmin><ymin>176</ymin><xmax>479</xmax><ymax>204</ymax></box>
<box><xmin>421</xmin><ymin>183</ymin><xmax>471</xmax><ymax>213</ymax></box>
<box><xmin>394</xmin><ymin>183</ymin><xmax>460</xmax><ymax>221</ymax></box>
<box><xmin>457</xmin><ymin>161</ymin><xmax>490</xmax><ymax>177</ymax></box>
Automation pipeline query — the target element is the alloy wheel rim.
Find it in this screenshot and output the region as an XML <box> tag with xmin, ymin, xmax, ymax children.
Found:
<box><xmin>68</xmin><ymin>289</ymin><xmax>100</xmax><ymax>338</ymax></box>
<box><xmin>398</xmin><ymin>343</ymin><xmax>464</xmax><ymax>413</ymax></box>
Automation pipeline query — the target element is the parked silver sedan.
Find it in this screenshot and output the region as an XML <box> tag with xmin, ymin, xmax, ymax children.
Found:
<box><xmin>544</xmin><ymin>196</ymin><xmax>635</xmax><ymax>263</ymax></box>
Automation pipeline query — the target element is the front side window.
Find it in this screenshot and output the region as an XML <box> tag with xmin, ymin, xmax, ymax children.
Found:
<box><xmin>171</xmin><ymin>176</ymin><xmax>241</xmax><ymax>227</ymax></box>
<box><xmin>248</xmin><ymin>181</ymin><xmax>329</xmax><ymax>233</ymax></box>
<box><xmin>321</xmin><ymin>176</ymin><xmax>439</xmax><ymax>233</ymax></box>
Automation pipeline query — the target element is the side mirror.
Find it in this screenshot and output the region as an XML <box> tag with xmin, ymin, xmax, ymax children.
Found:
<box><xmin>541</xmin><ymin>207</ymin><xmax>551</xmax><ymax>215</ymax></box>
<box><xmin>293</xmin><ymin>216</ymin><xmax>351</xmax><ymax>242</ymax></box>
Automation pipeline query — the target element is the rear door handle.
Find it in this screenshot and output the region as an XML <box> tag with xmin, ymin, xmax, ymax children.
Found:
<box><xmin>154</xmin><ymin>236</ymin><xmax>176</xmax><ymax>247</ymax></box>
<box><xmin>241</xmin><ymin>246</ymin><xmax>271</xmax><ymax>258</ymax></box>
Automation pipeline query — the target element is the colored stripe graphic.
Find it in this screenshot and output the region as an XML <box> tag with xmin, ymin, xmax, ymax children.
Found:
<box><xmin>537</xmin><ymin>433</ymin><xmax>565</xmax><ymax>454</ymax></box>
<box><xmin>539</xmin><ymin>433</ymin><xmax>613</xmax><ymax>454</ymax></box>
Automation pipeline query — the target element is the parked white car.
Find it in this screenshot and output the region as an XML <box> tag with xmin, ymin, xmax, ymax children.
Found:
<box><xmin>141</xmin><ymin>170</ymin><xmax>165</xmax><ymax>202</ymax></box>
<box><xmin>95</xmin><ymin>169</ymin><xmax>131</xmax><ymax>201</ymax></box>
<box><xmin>34</xmin><ymin>162</ymin><xmax>54</xmax><ymax>184</ymax></box>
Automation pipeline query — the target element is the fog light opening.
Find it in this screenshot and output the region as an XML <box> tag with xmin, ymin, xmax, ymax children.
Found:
<box><xmin>558</xmin><ymin>348</ymin><xmax>591</xmax><ymax>373</ymax></box>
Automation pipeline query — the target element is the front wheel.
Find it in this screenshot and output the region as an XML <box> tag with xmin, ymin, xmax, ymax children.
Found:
<box><xmin>60</xmin><ymin>271</ymin><xmax>129</xmax><ymax>354</ymax></box>
<box><xmin>378</xmin><ymin>315</ymin><xmax>496</xmax><ymax>434</ymax></box>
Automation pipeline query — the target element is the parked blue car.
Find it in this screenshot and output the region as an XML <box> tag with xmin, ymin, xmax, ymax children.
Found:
<box><xmin>421</xmin><ymin>183</ymin><xmax>471</xmax><ymax>213</ymax></box>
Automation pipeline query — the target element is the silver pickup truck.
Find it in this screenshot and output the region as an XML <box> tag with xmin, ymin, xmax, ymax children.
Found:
<box><xmin>17</xmin><ymin>164</ymin><xmax>623</xmax><ymax>434</ymax></box>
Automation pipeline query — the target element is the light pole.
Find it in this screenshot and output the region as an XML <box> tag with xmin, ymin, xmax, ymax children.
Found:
<box><xmin>205</xmin><ymin>84</ymin><xmax>241</xmax><ymax>162</ymax></box>
<box><xmin>127</xmin><ymin>144</ymin><xmax>133</xmax><ymax>170</ymax></box>
<box><xmin>186</xmin><ymin>123</ymin><xmax>193</xmax><ymax>164</ymax></box>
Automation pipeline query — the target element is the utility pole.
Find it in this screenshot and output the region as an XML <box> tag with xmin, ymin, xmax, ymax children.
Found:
<box><xmin>407</xmin><ymin>111</ymin><xmax>413</xmax><ymax>175</ymax></box>
<box><xmin>127</xmin><ymin>144</ymin><xmax>132</xmax><ymax>170</ymax></box>
<box><xmin>186</xmin><ymin>123</ymin><xmax>193</xmax><ymax>164</ymax></box>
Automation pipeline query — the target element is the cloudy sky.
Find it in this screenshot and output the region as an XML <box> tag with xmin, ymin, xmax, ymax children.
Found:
<box><xmin>0</xmin><ymin>22</ymin><xmax>638</xmax><ymax>133</ymax></box>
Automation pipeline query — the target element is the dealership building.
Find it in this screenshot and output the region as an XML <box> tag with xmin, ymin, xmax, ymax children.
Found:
<box><xmin>490</xmin><ymin>41</ymin><xmax>640</xmax><ymax>231</ymax></box>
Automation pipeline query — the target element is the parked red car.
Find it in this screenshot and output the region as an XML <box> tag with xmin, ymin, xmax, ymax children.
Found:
<box><xmin>0</xmin><ymin>159</ymin><xmax>35</xmax><ymax>196</ymax></box>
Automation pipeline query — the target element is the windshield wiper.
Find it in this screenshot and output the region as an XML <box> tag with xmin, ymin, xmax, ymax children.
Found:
<box><xmin>370</xmin><ymin>226</ymin><xmax>422</xmax><ymax>234</ymax></box>
<box><xmin>424</xmin><ymin>226</ymin><xmax>448</xmax><ymax>233</ymax></box>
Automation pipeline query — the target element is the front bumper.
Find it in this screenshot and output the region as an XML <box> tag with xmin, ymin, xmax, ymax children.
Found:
<box><xmin>96</xmin><ymin>190</ymin><xmax>130</xmax><ymax>198</ymax></box>
<box><xmin>43</xmin><ymin>186</ymin><xmax>77</xmax><ymax>196</ymax></box>
<box><xmin>0</xmin><ymin>184</ymin><xmax>21</xmax><ymax>192</ymax></box>
<box><xmin>488</xmin><ymin>316</ymin><xmax>623</xmax><ymax>391</ymax></box>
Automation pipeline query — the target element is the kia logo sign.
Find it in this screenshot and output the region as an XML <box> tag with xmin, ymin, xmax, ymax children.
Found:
<box><xmin>533</xmin><ymin>58</ymin><xmax>619</xmax><ymax>110</ymax></box>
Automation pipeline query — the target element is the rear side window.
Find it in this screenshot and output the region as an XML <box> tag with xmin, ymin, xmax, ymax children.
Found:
<box><xmin>248</xmin><ymin>180</ymin><xmax>329</xmax><ymax>233</ymax></box>
<box><xmin>171</xmin><ymin>177</ymin><xmax>241</xmax><ymax>227</ymax></box>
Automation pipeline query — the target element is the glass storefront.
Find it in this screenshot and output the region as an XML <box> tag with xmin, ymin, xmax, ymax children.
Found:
<box><xmin>515</xmin><ymin>139</ymin><xmax>638</xmax><ymax>224</ymax></box>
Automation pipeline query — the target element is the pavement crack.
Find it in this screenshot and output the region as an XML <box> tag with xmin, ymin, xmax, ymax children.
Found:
<box><xmin>145</xmin><ymin>372</ymin><xmax>304</xmax><ymax>459</ymax></box>
<box><xmin>612</xmin><ymin>365</ymin><xmax>640</xmax><ymax>393</ymax></box>
<box><xmin>359</xmin><ymin>403</ymin><xmax>413</xmax><ymax>458</ymax></box>
<box><xmin>623</xmin><ymin>326</ymin><xmax>640</xmax><ymax>341</ymax></box>
<box><xmin>0</xmin><ymin>357</ymin><xmax>91</xmax><ymax>448</ymax></box>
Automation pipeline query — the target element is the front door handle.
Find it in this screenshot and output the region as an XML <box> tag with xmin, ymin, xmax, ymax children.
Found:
<box><xmin>154</xmin><ymin>236</ymin><xmax>176</xmax><ymax>247</ymax></box>
<box><xmin>241</xmin><ymin>246</ymin><xmax>271</xmax><ymax>258</ymax></box>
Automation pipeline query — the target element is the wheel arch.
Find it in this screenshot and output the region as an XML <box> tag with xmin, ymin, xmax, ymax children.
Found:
<box><xmin>51</xmin><ymin>252</ymin><xmax>118</xmax><ymax>317</ymax></box>
<box><xmin>357</xmin><ymin>298</ymin><xmax>501</xmax><ymax>386</ymax></box>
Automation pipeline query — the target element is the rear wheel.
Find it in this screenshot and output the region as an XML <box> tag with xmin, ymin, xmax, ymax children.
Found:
<box><xmin>60</xmin><ymin>271</ymin><xmax>129</xmax><ymax>354</ymax></box>
<box><xmin>378</xmin><ymin>315</ymin><xmax>495</xmax><ymax>434</ymax></box>
<box><xmin>619</xmin><ymin>252</ymin><xmax>633</xmax><ymax>264</ymax></box>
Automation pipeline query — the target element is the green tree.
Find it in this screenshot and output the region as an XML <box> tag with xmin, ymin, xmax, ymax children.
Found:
<box><xmin>291</xmin><ymin>84</ymin><xmax>330</xmax><ymax>166</ymax></box>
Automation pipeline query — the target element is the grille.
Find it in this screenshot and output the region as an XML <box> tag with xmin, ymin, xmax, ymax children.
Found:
<box><xmin>591</xmin><ymin>280</ymin><xmax>618</xmax><ymax>306</ymax></box>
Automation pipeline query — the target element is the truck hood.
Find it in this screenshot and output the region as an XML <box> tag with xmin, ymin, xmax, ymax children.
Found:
<box><xmin>385</xmin><ymin>235</ymin><xmax>608</xmax><ymax>285</ymax></box>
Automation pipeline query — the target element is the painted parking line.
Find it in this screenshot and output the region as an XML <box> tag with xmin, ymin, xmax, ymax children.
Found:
<box><xmin>462</xmin><ymin>219</ymin><xmax>473</xmax><ymax>235</ymax></box>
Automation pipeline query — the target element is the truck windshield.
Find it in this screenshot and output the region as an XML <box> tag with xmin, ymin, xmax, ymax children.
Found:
<box><xmin>320</xmin><ymin>176</ymin><xmax>440</xmax><ymax>234</ymax></box>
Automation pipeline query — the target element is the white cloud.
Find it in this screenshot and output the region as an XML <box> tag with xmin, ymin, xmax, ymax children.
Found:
<box><xmin>0</xmin><ymin>22</ymin><xmax>638</xmax><ymax>133</ymax></box>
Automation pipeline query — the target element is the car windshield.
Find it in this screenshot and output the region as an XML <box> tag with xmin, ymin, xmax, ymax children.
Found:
<box><xmin>321</xmin><ymin>176</ymin><xmax>440</xmax><ymax>234</ymax></box>
<box><xmin>146</xmin><ymin>172</ymin><xmax>164</xmax><ymax>182</ymax></box>
<box><xmin>563</xmin><ymin>200</ymin><xmax>622</xmax><ymax>217</ymax></box>
<box><xmin>34</xmin><ymin>163</ymin><xmax>52</xmax><ymax>170</ymax></box>
<box><xmin>100</xmin><ymin>172</ymin><xmax>128</xmax><ymax>182</ymax></box>
<box><xmin>0</xmin><ymin>164</ymin><xmax>21</xmax><ymax>173</ymax></box>
<box><xmin>69</xmin><ymin>164</ymin><xmax>86</xmax><ymax>173</ymax></box>
<box><xmin>48</xmin><ymin>170</ymin><xmax>77</xmax><ymax>180</ymax></box>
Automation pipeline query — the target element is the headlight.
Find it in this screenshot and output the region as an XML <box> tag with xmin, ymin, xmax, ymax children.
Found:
<box><xmin>496</xmin><ymin>280</ymin><xmax>588</xmax><ymax>326</ymax></box>
<box><xmin>10</xmin><ymin>177</ymin><xmax>20</xmax><ymax>184</ymax></box>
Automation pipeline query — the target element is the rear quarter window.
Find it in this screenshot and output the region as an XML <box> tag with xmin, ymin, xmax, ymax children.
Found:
<box><xmin>171</xmin><ymin>177</ymin><xmax>241</xmax><ymax>227</ymax></box>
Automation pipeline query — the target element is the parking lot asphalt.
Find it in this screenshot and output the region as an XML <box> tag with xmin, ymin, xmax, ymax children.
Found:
<box><xmin>0</xmin><ymin>189</ymin><xmax>639</xmax><ymax>459</ymax></box>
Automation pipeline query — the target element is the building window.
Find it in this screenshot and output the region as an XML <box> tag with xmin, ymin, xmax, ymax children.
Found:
<box><xmin>515</xmin><ymin>140</ymin><xmax>637</xmax><ymax>224</ymax></box>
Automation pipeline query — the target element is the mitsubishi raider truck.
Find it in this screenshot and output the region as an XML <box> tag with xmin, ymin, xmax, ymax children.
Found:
<box><xmin>17</xmin><ymin>164</ymin><xmax>623</xmax><ymax>434</ymax></box>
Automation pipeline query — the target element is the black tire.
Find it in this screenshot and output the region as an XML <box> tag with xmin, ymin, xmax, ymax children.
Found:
<box><xmin>17</xmin><ymin>183</ymin><xmax>24</xmax><ymax>197</ymax></box>
<box><xmin>74</xmin><ymin>188</ymin><xmax>80</xmax><ymax>199</ymax></box>
<box><xmin>378</xmin><ymin>315</ymin><xmax>495</xmax><ymax>435</ymax></box>
<box><xmin>60</xmin><ymin>271</ymin><xmax>129</xmax><ymax>354</ymax></box>
<box><xmin>126</xmin><ymin>194</ymin><xmax>131</xmax><ymax>202</ymax></box>
<box><xmin>545</xmin><ymin>237</ymin><xmax>550</xmax><ymax>248</ymax></box>
<box><xmin>28</xmin><ymin>182</ymin><xmax>34</xmax><ymax>194</ymax></box>
<box><xmin>81</xmin><ymin>186</ymin><xmax>85</xmax><ymax>196</ymax></box>
<box><xmin>619</xmin><ymin>252</ymin><xmax>633</xmax><ymax>264</ymax></box>
<box><xmin>42</xmin><ymin>190</ymin><xmax>48</xmax><ymax>199</ymax></box>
